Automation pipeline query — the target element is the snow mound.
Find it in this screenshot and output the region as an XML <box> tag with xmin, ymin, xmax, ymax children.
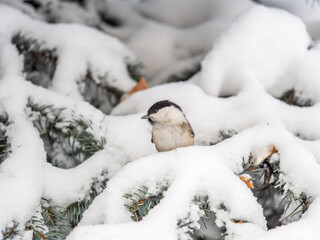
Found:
<box><xmin>259</xmin><ymin>0</ymin><xmax>320</xmax><ymax>40</ymax></box>
<box><xmin>69</xmin><ymin>125</ymin><xmax>320</xmax><ymax>240</ymax></box>
<box><xmin>198</xmin><ymin>5</ymin><xmax>310</xmax><ymax>97</ymax></box>
<box><xmin>102</xmin><ymin>6</ymin><xmax>320</xmax><ymax>239</ymax></box>
<box><xmin>0</xmin><ymin>4</ymin><xmax>137</xmax><ymax>100</ymax></box>
<box><xmin>0</xmin><ymin>5</ymin><xmax>149</xmax><ymax>235</ymax></box>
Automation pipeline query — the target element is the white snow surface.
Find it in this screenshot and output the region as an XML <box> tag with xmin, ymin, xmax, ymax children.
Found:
<box><xmin>70</xmin><ymin>124</ymin><xmax>320</xmax><ymax>240</ymax></box>
<box><xmin>198</xmin><ymin>5</ymin><xmax>311</xmax><ymax>97</ymax></box>
<box><xmin>1</xmin><ymin>2</ymin><xmax>320</xmax><ymax>240</ymax></box>
<box><xmin>0</xmin><ymin>4</ymin><xmax>137</xmax><ymax>99</ymax></box>
<box><xmin>122</xmin><ymin>0</ymin><xmax>256</xmax><ymax>85</ymax></box>
<box><xmin>260</xmin><ymin>0</ymin><xmax>320</xmax><ymax>39</ymax></box>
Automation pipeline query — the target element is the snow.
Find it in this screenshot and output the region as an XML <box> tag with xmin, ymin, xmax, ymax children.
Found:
<box><xmin>72</xmin><ymin>145</ymin><xmax>267</xmax><ymax>240</ymax></box>
<box><xmin>0</xmin><ymin>4</ymin><xmax>137</xmax><ymax>100</ymax></box>
<box><xmin>198</xmin><ymin>5</ymin><xmax>310</xmax><ymax>97</ymax></box>
<box><xmin>0</xmin><ymin>37</ymin><xmax>46</xmax><ymax>232</ymax></box>
<box><xmin>122</xmin><ymin>0</ymin><xmax>256</xmax><ymax>86</ymax></box>
<box><xmin>260</xmin><ymin>0</ymin><xmax>320</xmax><ymax>39</ymax></box>
<box><xmin>0</xmin><ymin>1</ymin><xmax>320</xmax><ymax>240</ymax></box>
<box><xmin>282</xmin><ymin>44</ymin><xmax>320</xmax><ymax>103</ymax></box>
<box><xmin>0</xmin><ymin>4</ymin><xmax>141</xmax><ymax>233</ymax></box>
<box><xmin>69</xmin><ymin>124</ymin><xmax>320</xmax><ymax>240</ymax></box>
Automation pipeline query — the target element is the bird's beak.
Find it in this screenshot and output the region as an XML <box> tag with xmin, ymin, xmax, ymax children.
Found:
<box><xmin>141</xmin><ymin>115</ymin><xmax>149</xmax><ymax>119</ymax></box>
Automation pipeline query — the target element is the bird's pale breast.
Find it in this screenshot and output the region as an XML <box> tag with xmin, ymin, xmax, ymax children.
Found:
<box><xmin>152</xmin><ymin>123</ymin><xmax>194</xmax><ymax>152</ymax></box>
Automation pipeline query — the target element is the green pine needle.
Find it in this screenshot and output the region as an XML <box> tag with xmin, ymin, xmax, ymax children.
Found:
<box><xmin>1</xmin><ymin>222</ymin><xmax>19</xmax><ymax>240</ymax></box>
<box><xmin>124</xmin><ymin>186</ymin><xmax>168</xmax><ymax>221</ymax></box>
<box><xmin>27</xmin><ymin>100</ymin><xmax>106</xmax><ymax>168</ymax></box>
<box><xmin>0</xmin><ymin>113</ymin><xmax>11</xmax><ymax>166</ymax></box>
<box><xmin>12</xmin><ymin>33</ymin><xmax>58</xmax><ymax>88</ymax></box>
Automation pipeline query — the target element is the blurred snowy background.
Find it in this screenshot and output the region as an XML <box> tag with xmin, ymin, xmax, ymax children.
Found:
<box><xmin>0</xmin><ymin>0</ymin><xmax>320</xmax><ymax>239</ymax></box>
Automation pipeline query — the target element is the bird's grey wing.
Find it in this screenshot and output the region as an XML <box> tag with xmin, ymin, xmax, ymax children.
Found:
<box><xmin>189</xmin><ymin>127</ymin><xmax>195</xmax><ymax>138</ymax></box>
<box><xmin>180</xmin><ymin>122</ymin><xmax>195</xmax><ymax>138</ymax></box>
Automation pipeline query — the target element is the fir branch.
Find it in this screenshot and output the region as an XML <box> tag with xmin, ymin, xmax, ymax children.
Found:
<box><xmin>41</xmin><ymin>200</ymin><xmax>72</xmax><ymax>240</ymax></box>
<box><xmin>63</xmin><ymin>171</ymin><xmax>108</xmax><ymax>227</ymax></box>
<box><xmin>24</xmin><ymin>0</ymin><xmax>42</xmax><ymax>9</ymax></box>
<box><xmin>241</xmin><ymin>154</ymin><xmax>280</xmax><ymax>189</ymax></box>
<box><xmin>12</xmin><ymin>34</ymin><xmax>58</xmax><ymax>88</ymax></box>
<box><xmin>275</xmin><ymin>182</ymin><xmax>310</xmax><ymax>220</ymax></box>
<box><xmin>1</xmin><ymin>222</ymin><xmax>19</xmax><ymax>240</ymax></box>
<box><xmin>193</xmin><ymin>195</ymin><xmax>215</xmax><ymax>231</ymax></box>
<box><xmin>126</xmin><ymin>59</ymin><xmax>144</xmax><ymax>82</ymax></box>
<box><xmin>124</xmin><ymin>185</ymin><xmax>168</xmax><ymax>221</ymax></box>
<box><xmin>241</xmin><ymin>154</ymin><xmax>311</xmax><ymax>228</ymax></box>
<box><xmin>63</xmin><ymin>200</ymin><xmax>90</xmax><ymax>228</ymax></box>
<box><xmin>167</xmin><ymin>63</ymin><xmax>201</xmax><ymax>83</ymax></box>
<box><xmin>27</xmin><ymin>100</ymin><xmax>105</xmax><ymax>168</ymax></box>
<box><xmin>26</xmin><ymin>172</ymin><xmax>108</xmax><ymax>239</ymax></box>
<box><xmin>79</xmin><ymin>59</ymin><xmax>142</xmax><ymax>113</ymax></box>
<box><xmin>26</xmin><ymin>199</ymin><xmax>72</xmax><ymax>240</ymax></box>
<box><xmin>0</xmin><ymin>113</ymin><xmax>11</xmax><ymax>165</ymax></box>
<box><xmin>125</xmin><ymin>189</ymin><xmax>223</xmax><ymax>238</ymax></box>
<box><xmin>241</xmin><ymin>156</ymin><xmax>285</xmax><ymax>228</ymax></box>
<box><xmin>258</xmin><ymin>160</ymin><xmax>280</xmax><ymax>188</ymax></box>
<box><xmin>241</xmin><ymin>153</ymin><xmax>254</xmax><ymax>172</ymax></box>
<box><xmin>210</xmin><ymin>130</ymin><xmax>238</xmax><ymax>145</ymax></box>
<box><xmin>178</xmin><ymin>195</ymin><xmax>225</xmax><ymax>240</ymax></box>
<box><xmin>79</xmin><ymin>70</ymin><xmax>124</xmax><ymax>114</ymax></box>
<box><xmin>279</xmin><ymin>89</ymin><xmax>312</xmax><ymax>107</ymax></box>
<box><xmin>98</xmin><ymin>11</ymin><xmax>122</xmax><ymax>28</ymax></box>
<box><xmin>26</xmin><ymin>217</ymin><xmax>47</xmax><ymax>240</ymax></box>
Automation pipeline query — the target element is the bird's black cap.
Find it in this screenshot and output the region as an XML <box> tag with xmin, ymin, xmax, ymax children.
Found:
<box><xmin>147</xmin><ymin>100</ymin><xmax>182</xmax><ymax>115</ymax></box>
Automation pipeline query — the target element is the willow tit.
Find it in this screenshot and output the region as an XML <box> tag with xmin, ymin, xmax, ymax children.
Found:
<box><xmin>141</xmin><ymin>100</ymin><xmax>195</xmax><ymax>152</ymax></box>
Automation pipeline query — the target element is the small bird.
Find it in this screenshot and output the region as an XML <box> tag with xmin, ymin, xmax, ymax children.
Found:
<box><xmin>141</xmin><ymin>100</ymin><xmax>194</xmax><ymax>152</ymax></box>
